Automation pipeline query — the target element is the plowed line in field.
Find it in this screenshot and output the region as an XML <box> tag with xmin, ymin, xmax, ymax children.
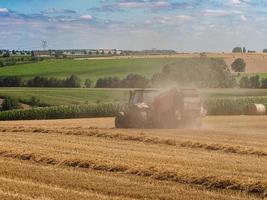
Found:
<box><xmin>0</xmin><ymin>149</ymin><xmax>265</xmax><ymax>198</ymax></box>
<box><xmin>0</xmin><ymin>176</ymin><xmax>127</xmax><ymax>200</ymax></box>
<box><xmin>1</xmin><ymin>127</ymin><xmax>266</xmax><ymax>157</ymax></box>
<box><xmin>0</xmin><ymin>188</ymin><xmax>45</xmax><ymax>200</ymax></box>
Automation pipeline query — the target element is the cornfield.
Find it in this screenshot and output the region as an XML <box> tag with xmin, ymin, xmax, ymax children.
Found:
<box><xmin>0</xmin><ymin>96</ymin><xmax>266</xmax><ymax>121</ymax></box>
<box><xmin>203</xmin><ymin>97</ymin><xmax>267</xmax><ymax>115</ymax></box>
<box><xmin>0</xmin><ymin>104</ymin><xmax>122</xmax><ymax>121</ymax></box>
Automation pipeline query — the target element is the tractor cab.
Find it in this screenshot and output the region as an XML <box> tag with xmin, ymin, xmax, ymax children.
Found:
<box><xmin>128</xmin><ymin>89</ymin><xmax>160</xmax><ymax>105</ymax></box>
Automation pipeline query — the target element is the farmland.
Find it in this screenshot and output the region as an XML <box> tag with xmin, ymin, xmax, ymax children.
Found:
<box><xmin>1</xmin><ymin>87</ymin><xmax>267</xmax><ymax>106</ymax></box>
<box><xmin>0</xmin><ymin>53</ymin><xmax>267</xmax><ymax>82</ymax></box>
<box><xmin>0</xmin><ymin>58</ymin><xmax>166</xmax><ymax>81</ymax></box>
<box><xmin>0</xmin><ymin>116</ymin><xmax>265</xmax><ymax>199</ymax></box>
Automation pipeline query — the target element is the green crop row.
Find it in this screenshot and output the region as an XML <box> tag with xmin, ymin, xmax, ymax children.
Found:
<box><xmin>0</xmin><ymin>104</ymin><xmax>122</xmax><ymax>121</ymax></box>
<box><xmin>0</xmin><ymin>97</ymin><xmax>266</xmax><ymax>121</ymax></box>
<box><xmin>204</xmin><ymin>97</ymin><xmax>267</xmax><ymax>115</ymax></box>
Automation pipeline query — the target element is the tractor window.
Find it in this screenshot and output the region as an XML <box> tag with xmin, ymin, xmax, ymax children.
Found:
<box><xmin>132</xmin><ymin>93</ymin><xmax>142</xmax><ymax>104</ymax></box>
<box><xmin>143</xmin><ymin>92</ymin><xmax>159</xmax><ymax>103</ymax></box>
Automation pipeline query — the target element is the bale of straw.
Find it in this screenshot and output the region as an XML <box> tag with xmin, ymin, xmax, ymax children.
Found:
<box><xmin>247</xmin><ymin>104</ymin><xmax>266</xmax><ymax>115</ymax></box>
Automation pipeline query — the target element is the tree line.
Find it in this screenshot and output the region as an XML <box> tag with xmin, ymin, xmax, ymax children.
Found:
<box><xmin>0</xmin><ymin>55</ymin><xmax>46</xmax><ymax>68</ymax></box>
<box><xmin>1</xmin><ymin>73</ymin><xmax>267</xmax><ymax>89</ymax></box>
<box><xmin>239</xmin><ymin>75</ymin><xmax>267</xmax><ymax>88</ymax></box>
<box><xmin>232</xmin><ymin>47</ymin><xmax>267</xmax><ymax>53</ymax></box>
<box><xmin>0</xmin><ymin>75</ymin><xmax>83</xmax><ymax>88</ymax></box>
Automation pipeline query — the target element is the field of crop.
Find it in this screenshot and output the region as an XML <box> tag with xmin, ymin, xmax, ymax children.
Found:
<box><xmin>0</xmin><ymin>88</ymin><xmax>129</xmax><ymax>105</ymax></box>
<box><xmin>0</xmin><ymin>53</ymin><xmax>266</xmax><ymax>82</ymax></box>
<box><xmin>76</xmin><ymin>53</ymin><xmax>267</xmax><ymax>73</ymax></box>
<box><xmin>0</xmin><ymin>58</ymin><xmax>167</xmax><ymax>81</ymax></box>
<box><xmin>0</xmin><ymin>116</ymin><xmax>266</xmax><ymax>199</ymax></box>
<box><xmin>1</xmin><ymin>87</ymin><xmax>267</xmax><ymax>106</ymax></box>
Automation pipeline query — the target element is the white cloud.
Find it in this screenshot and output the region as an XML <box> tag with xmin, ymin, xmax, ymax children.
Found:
<box><xmin>0</xmin><ymin>8</ymin><xmax>9</xmax><ymax>13</ymax></box>
<box><xmin>202</xmin><ymin>9</ymin><xmax>242</xmax><ymax>17</ymax></box>
<box><xmin>116</xmin><ymin>1</ymin><xmax>171</xmax><ymax>9</ymax></box>
<box><xmin>203</xmin><ymin>9</ymin><xmax>233</xmax><ymax>16</ymax></box>
<box><xmin>231</xmin><ymin>0</ymin><xmax>241</xmax><ymax>4</ymax></box>
<box><xmin>80</xmin><ymin>15</ymin><xmax>93</xmax><ymax>20</ymax></box>
<box><xmin>229</xmin><ymin>0</ymin><xmax>250</xmax><ymax>5</ymax></box>
<box><xmin>240</xmin><ymin>15</ymin><xmax>247</xmax><ymax>21</ymax></box>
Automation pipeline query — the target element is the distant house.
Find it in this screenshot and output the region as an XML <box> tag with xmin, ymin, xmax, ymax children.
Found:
<box><xmin>33</xmin><ymin>50</ymin><xmax>51</xmax><ymax>57</ymax></box>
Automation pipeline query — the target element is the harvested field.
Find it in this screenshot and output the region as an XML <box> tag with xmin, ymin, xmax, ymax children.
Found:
<box><xmin>0</xmin><ymin>116</ymin><xmax>266</xmax><ymax>199</ymax></box>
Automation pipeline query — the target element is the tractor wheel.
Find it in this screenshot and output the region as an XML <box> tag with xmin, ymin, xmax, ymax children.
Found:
<box><xmin>130</xmin><ymin>111</ymin><xmax>147</xmax><ymax>128</ymax></box>
<box><xmin>115</xmin><ymin>112</ymin><xmax>127</xmax><ymax>128</ymax></box>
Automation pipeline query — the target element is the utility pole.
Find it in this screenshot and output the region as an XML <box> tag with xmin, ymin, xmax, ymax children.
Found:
<box><xmin>42</xmin><ymin>40</ymin><xmax>47</xmax><ymax>51</ymax></box>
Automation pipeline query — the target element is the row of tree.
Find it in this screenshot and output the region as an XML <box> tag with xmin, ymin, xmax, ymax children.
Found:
<box><xmin>96</xmin><ymin>74</ymin><xmax>149</xmax><ymax>88</ymax></box>
<box><xmin>0</xmin><ymin>75</ymin><xmax>83</xmax><ymax>88</ymax></box>
<box><xmin>232</xmin><ymin>47</ymin><xmax>265</xmax><ymax>53</ymax></box>
<box><xmin>239</xmin><ymin>75</ymin><xmax>267</xmax><ymax>88</ymax></box>
<box><xmin>0</xmin><ymin>56</ymin><xmax>36</xmax><ymax>67</ymax></box>
<box><xmin>2</xmin><ymin>73</ymin><xmax>267</xmax><ymax>89</ymax></box>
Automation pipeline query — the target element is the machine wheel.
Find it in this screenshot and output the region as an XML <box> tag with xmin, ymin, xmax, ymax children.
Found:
<box><xmin>130</xmin><ymin>111</ymin><xmax>147</xmax><ymax>128</ymax></box>
<box><xmin>115</xmin><ymin>112</ymin><xmax>127</xmax><ymax>128</ymax></box>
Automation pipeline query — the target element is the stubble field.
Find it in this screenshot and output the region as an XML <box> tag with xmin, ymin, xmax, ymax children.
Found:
<box><xmin>0</xmin><ymin>116</ymin><xmax>266</xmax><ymax>200</ymax></box>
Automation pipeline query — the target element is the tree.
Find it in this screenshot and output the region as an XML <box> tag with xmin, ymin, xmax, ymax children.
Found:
<box><xmin>0</xmin><ymin>60</ymin><xmax>4</xmax><ymax>67</ymax></box>
<box><xmin>0</xmin><ymin>76</ymin><xmax>23</xmax><ymax>87</ymax></box>
<box><xmin>1</xmin><ymin>97</ymin><xmax>20</xmax><ymax>111</ymax></box>
<box><xmin>3</xmin><ymin>51</ymin><xmax>10</xmax><ymax>57</ymax></box>
<box><xmin>95</xmin><ymin>77</ymin><xmax>120</xmax><ymax>88</ymax></box>
<box><xmin>242</xmin><ymin>47</ymin><xmax>246</xmax><ymax>53</ymax></box>
<box><xmin>55</xmin><ymin>51</ymin><xmax>63</xmax><ymax>59</ymax></box>
<box><xmin>64</xmin><ymin>75</ymin><xmax>81</xmax><ymax>88</ymax></box>
<box><xmin>84</xmin><ymin>78</ymin><xmax>92</xmax><ymax>88</ymax></box>
<box><xmin>263</xmin><ymin>49</ymin><xmax>267</xmax><ymax>53</ymax></box>
<box><xmin>239</xmin><ymin>76</ymin><xmax>249</xmax><ymax>88</ymax></box>
<box><xmin>261</xmin><ymin>78</ymin><xmax>267</xmax><ymax>88</ymax></box>
<box><xmin>231</xmin><ymin>58</ymin><xmax>246</xmax><ymax>72</ymax></box>
<box><xmin>232</xmin><ymin>47</ymin><xmax>242</xmax><ymax>53</ymax></box>
<box><xmin>121</xmin><ymin>74</ymin><xmax>149</xmax><ymax>88</ymax></box>
<box><xmin>249</xmin><ymin>75</ymin><xmax>260</xmax><ymax>88</ymax></box>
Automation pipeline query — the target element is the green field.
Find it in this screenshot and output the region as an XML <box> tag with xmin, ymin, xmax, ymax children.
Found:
<box><xmin>240</xmin><ymin>73</ymin><xmax>267</xmax><ymax>79</ymax></box>
<box><xmin>0</xmin><ymin>88</ymin><xmax>129</xmax><ymax>105</ymax></box>
<box><xmin>0</xmin><ymin>58</ymin><xmax>171</xmax><ymax>81</ymax></box>
<box><xmin>1</xmin><ymin>87</ymin><xmax>267</xmax><ymax>106</ymax></box>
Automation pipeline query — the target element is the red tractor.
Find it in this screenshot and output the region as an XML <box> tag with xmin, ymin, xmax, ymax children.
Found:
<box><xmin>115</xmin><ymin>88</ymin><xmax>205</xmax><ymax>128</ymax></box>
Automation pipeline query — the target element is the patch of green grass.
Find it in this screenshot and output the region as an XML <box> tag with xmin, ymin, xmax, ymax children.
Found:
<box><xmin>0</xmin><ymin>88</ymin><xmax>129</xmax><ymax>106</ymax></box>
<box><xmin>0</xmin><ymin>58</ymin><xmax>174</xmax><ymax>81</ymax></box>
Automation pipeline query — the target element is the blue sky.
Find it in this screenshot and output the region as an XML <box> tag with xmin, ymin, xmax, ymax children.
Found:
<box><xmin>0</xmin><ymin>0</ymin><xmax>267</xmax><ymax>51</ymax></box>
